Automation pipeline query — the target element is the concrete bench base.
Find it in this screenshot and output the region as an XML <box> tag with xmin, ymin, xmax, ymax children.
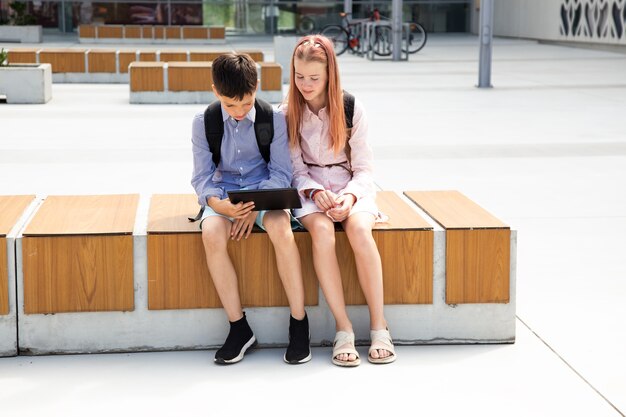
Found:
<box><xmin>0</xmin><ymin>25</ymin><xmax>42</xmax><ymax>43</ymax></box>
<box><xmin>52</xmin><ymin>73</ymin><xmax>129</xmax><ymax>84</ymax></box>
<box><xmin>11</xmin><ymin>193</ymin><xmax>516</xmax><ymax>355</ymax></box>
<box><xmin>0</xmin><ymin>64</ymin><xmax>52</xmax><ymax>104</ymax></box>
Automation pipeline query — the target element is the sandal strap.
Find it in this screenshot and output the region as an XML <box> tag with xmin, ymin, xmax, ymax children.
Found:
<box><xmin>333</xmin><ymin>331</ymin><xmax>360</xmax><ymax>359</ymax></box>
<box><xmin>369</xmin><ymin>329</ymin><xmax>395</xmax><ymax>356</ymax></box>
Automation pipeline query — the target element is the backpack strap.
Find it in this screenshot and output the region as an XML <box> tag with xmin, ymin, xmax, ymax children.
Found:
<box><xmin>204</xmin><ymin>100</ymin><xmax>224</xmax><ymax>167</ymax></box>
<box><xmin>253</xmin><ymin>98</ymin><xmax>274</xmax><ymax>163</ymax></box>
<box><xmin>343</xmin><ymin>90</ymin><xmax>355</xmax><ymax>168</ymax></box>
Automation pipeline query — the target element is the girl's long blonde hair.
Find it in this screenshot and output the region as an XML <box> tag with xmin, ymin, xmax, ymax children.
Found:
<box><xmin>286</xmin><ymin>35</ymin><xmax>347</xmax><ymax>155</ymax></box>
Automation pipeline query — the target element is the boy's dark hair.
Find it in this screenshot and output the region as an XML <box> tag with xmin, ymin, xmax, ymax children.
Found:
<box><xmin>212</xmin><ymin>53</ymin><xmax>258</xmax><ymax>100</ymax></box>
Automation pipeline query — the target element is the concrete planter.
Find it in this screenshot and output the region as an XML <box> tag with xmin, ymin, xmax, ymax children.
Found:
<box><xmin>0</xmin><ymin>25</ymin><xmax>43</xmax><ymax>43</ymax></box>
<box><xmin>0</xmin><ymin>63</ymin><xmax>52</xmax><ymax>104</ymax></box>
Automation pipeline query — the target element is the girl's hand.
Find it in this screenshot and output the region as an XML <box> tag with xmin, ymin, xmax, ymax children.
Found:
<box><xmin>327</xmin><ymin>193</ymin><xmax>356</xmax><ymax>222</ymax></box>
<box><xmin>313</xmin><ymin>190</ymin><xmax>339</xmax><ymax>212</ymax></box>
<box><xmin>231</xmin><ymin>210</ymin><xmax>257</xmax><ymax>240</ymax></box>
<box><xmin>209</xmin><ymin>197</ymin><xmax>255</xmax><ymax>219</ymax></box>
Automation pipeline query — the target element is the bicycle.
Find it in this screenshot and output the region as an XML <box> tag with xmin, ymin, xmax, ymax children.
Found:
<box><xmin>320</xmin><ymin>12</ymin><xmax>427</xmax><ymax>57</ymax></box>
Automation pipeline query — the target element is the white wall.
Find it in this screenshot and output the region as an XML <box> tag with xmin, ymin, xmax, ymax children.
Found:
<box><xmin>493</xmin><ymin>0</ymin><xmax>626</xmax><ymax>45</ymax></box>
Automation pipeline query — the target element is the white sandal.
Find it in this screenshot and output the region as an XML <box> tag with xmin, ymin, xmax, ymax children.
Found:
<box><xmin>368</xmin><ymin>329</ymin><xmax>396</xmax><ymax>364</ymax></box>
<box><xmin>332</xmin><ymin>331</ymin><xmax>361</xmax><ymax>367</ymax></box>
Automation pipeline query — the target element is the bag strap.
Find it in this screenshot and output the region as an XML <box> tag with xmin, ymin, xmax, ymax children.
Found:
<box><xmin>203</xmin><ymin>100</ymin><xmax>224</xmax><ymax>167</ymax></box>
<box><xmin>253</xmin><ymin>98</ymin><xmax>274</xmax><ymax>163</ymax></box>
<box><xmin>343</xmin><ymin>90</ymin><xmax>355</xmax><ymax>167</ymax></box>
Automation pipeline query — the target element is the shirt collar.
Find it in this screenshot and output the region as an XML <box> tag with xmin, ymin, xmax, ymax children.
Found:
<box><xmin>220</xmin><ymin>102</ymin><xmax>256</xmax><ymax>123</ymax></box>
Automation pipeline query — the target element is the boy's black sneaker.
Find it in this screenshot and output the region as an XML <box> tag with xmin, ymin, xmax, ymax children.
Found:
<box><xmin>214</xmin><ymin>312</ymin><xmax>257</xmax><ymax>365</ymax></box>
<box><xmin>284</xmin><ymin>313</ymin><xmax>311</xmax><ymax>364</ymax></box>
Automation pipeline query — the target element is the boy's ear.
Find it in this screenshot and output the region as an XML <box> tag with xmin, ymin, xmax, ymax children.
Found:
<box><xmin>256</xmin><ymin>79</ymin><xmax>260</xmax><ymax>91</ymax></box>
<box><xmin>212</xmin><ymin>84</ymin><xmax>220</xmax><ymax>98</ymax></box>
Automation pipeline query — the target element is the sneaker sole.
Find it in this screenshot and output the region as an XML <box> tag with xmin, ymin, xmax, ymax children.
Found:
<box><xmin>214</xmin><ymin>336</ymin><xmax>257</xmax><ymax>365</ymax></box>
<box><xmin>283</xmin><ymin>351</ymin><xmax>312</xmax><ymax>365</ymax></box>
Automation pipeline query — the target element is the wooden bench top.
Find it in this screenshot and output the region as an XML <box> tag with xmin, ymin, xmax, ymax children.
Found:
<box><xmin>23</xmin><ymin>195</ymin><xmax>139</xmax><ymax>236</ymax></box>
<box><xmin>167</xmin><ymin>61</ymin><xmax>211</xmax><ymax>68</ymax></box>
<box><xmin>129</xmin><ymin>61</ymin><xmax>165</xmax><ymax>68</ymax></box>
<box><xmin>0</xmin><ymin>195</ymin><xmax>35</xmax><ymax>236</ymax></box>
<box><xmin>148</xmin><ymin>192</ymin><xmax>431</xmax><ymax>234</ymax></box>
<box><xmin>404</xmin><ymin>190</ymin><xmax>508</xmax><ymax>229</ymax></box>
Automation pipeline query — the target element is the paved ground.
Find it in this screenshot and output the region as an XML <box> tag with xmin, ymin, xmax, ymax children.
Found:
<box><xmin>1</xmin><ymin>32</ymin><xmax>625</xmax><ymax>416</ymax></box>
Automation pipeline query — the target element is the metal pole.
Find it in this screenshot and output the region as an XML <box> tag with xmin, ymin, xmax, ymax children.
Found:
<box><xmin>61</xmin><ymin>0</ymin><xmax>66</xmax><ymax>33</ymax></box>
<box><xmin>478</xmin><ymin>0</ymin><xmax>494</xmax><ymax>88</ymax></box>
<box><xmin>344</xmin><ymin>0</ymin><xmax>352</xmax><ymax>16</ymax></box>
<box><xmin>167</xmin><ymin>0</ymin><xmax>172</xmax><ymax>26</ymax></box>
<box><xmin>391</xmin><ymin>0</ymin><xmax>402</xmax><ymax>61</ymax></box>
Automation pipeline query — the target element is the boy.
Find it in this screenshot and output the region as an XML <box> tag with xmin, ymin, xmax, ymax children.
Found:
<box><xmin>191</xmin><ymin>53</ymin><xmax>310</xmax><ymax>365</ymax></box>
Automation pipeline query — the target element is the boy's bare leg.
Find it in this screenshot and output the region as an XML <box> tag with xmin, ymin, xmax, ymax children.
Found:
<box><xmin>201</xmin><ymin>216</ymin><xmax>243</xmax><ymax>322</ymax></box>
<box><xmin>263</xmin><ymin>210</ymin><xmax>305</xmax><ymax>319</ymax></box>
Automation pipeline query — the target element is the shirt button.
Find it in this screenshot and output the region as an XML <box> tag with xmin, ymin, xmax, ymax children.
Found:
<box><xmin>237</xmin><ymin>149</ymin><xmax>240</xmax><ymax>153</ymax></box>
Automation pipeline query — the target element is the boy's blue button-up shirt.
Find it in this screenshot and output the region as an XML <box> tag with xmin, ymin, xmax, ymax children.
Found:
<box><xmin>191</xmin><ymin>103</ymin><xmax>293</xmax><ymax>206</ymax></box>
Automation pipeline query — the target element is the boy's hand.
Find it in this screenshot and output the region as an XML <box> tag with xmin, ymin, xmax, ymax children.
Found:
<box><xmin>209</xmin><ymin>197</ymin><xmax>255</xmax><ymax>219</ymax></box>
<box><xmin>327</xmin><ymin>193</ymin><xmax>356</xmax><ymax>222</ymax></box>
<box><xmin>313</xmin><ymin>190</ymin><xmax>339</xmax><ymax>212</ymax></box>
<box><xmin>231</xmin><ymin>211</ymin><xmax>257</xmax><ymax>240</ymax></box>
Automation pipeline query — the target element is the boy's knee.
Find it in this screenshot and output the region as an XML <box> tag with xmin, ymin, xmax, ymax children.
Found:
<box><xmin>201</xmin><ymin>225</ymin><xmax>227</xmax><ymax>251</ymax></box>
<box><xmin>263</xmin><ymin>211</ymin><xmax>292</xmax><ymax>240</ymax></box>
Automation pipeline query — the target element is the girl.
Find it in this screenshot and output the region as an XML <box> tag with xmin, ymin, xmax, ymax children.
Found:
<box><xmin>285</xmin><ymin>35</ymin><xmax>395</xmax><ymax>367</ymax></box>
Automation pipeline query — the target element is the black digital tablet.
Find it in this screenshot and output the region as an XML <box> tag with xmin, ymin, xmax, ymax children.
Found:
<box><xmin>227</xmin><ymin>188</ymin><xmax>302</xmax><ymax>211</ymax></box>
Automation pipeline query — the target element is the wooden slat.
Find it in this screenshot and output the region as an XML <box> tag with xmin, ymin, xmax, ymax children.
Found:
<box><xmin>154</xmin><ymin>26</ymin><xmax>165</xmax><ymax>39</ymax></box>
<box><xmin>142</xmin><ymin>26</ymin><xmax>154</xmax><ymax>39</ymax></box>
<box><xmin>23</xmin><ymin>195</ymin><xmax>138</xmax><ymax>236</ymax></box>
<box><xmin>183</xmin><ymin>27</ymin><xmax>208</xmax><ymax>39</ymax></box>
<box><xmin>129</xmin><ymin>62</ymin><xmax>164</xmax><ymax>92</ymax></box>
<box><xmin>22</xmin><ymin>235</ymin><xmax>134</xmax><ymax>314</ymax></box>
<box><xmin>168</xmin><ymin>62</ymin><xmax>212</xmax><ymax>92</ymax></box>
<box><xmin>118</xmin><ymin>51</ymin><xmax>137</xmax><ymax>73</ymax></box>
<box><xmin>7</xmin><ymin>49</ymin><xmax>38</xmax><ymax>64</ymax></box>
<box><xmin>404</xmin><ymin>190</ymin><xmax>510</xmax><ymax>304</ymax></box>
<box><xmin>446</xmin><ymin>229</ymin><xmax>510</xmax><ymax>304</ymax></box>
<box><xmin>165</xmin><ymin>26</ymin><xmax>182</xmax><ymax>39</ymax></box>
<box><xmin>209</xmin><ymin>26</ymin><xmax>225</xmax><ymax>39</ymax></box>
<box><xmin>39</xmin><ymin>49</ymin><xmax>86</xmax><ymax>73</ymax></box>
<box><xmin>98</xmin><ymin>25</ymin><xmax>123</xmax><ymax>39</ymax></box>
<box><xmin>374</xmin><ymin>191</ymin><xmax>432</xmax><ymax>230</ymax></box>
<box><xmin>125</xmin><ymin>26</ymin><xmax>142</xmax><ymax>38</ymax></box>
<box><xmin>0</xmin><ymin>195</ymin><xmax>35</xmax><ymax>236</ymax></box>
<box><xmin>160</xmin><ymin>52</ymin><xmax>188</xmax><ymax>62</ymax></box>
<box><xmin>139</xmin><ymin>52</ymin><xmax>157</xmax><ymax>62</ymax></box>
<box><xmin>148</xmin><ymin>194</ymin><xmax>199</xmax><ymax>233</ymax></box>
<box><xmin>0</xmin><ymin>238</ymin><xmax>7</xmax><ymax>315</ymax></box>
<box><xmin>237</xmin><ymin>50</ymin><xmax>264</xmax><ymax>62</ymax></box>
<box><xmin>259</xmin><ymin>62</ymin><xmax>281</xmax><ymax>91</ymax></box>
<box><xmin>78</xmin><ymin>24</ymin><xmax>96</xmax><ymax>38</ymax></box>
<box><xmin>404</xmin><ymin>190</ymin><xmax>508</xmax><ymax>229</ymax></box>
<box><xmin>87</xmin><ymin>50</ymin><xmax>116</xmax><ymax>73</ymax></box>
<box><xmin>189</xmin><ymin>51</ymin><xmax>231</xmax><ymax>62</ymax></box>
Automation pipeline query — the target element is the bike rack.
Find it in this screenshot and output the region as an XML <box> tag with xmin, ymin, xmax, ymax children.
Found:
<box><xmin>364</xmin><ymin>21</ymin><xmax>409</xmax><ymax>61</ymax></box>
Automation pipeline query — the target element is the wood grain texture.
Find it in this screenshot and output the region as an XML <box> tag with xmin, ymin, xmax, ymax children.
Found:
<box><xmin>0</xmin><ymin>238</ymin><xmax>7</xmax><ymax>315</ymax></box>
<box><xmin>404</xmin><ymin>190</ymin><xmax>508</xmax><ymax>229</ymax></box>
<box><xmin>23</xmin><ymin>195</ymin><xmax>138</xmax><ymax>236</ymax></box>
<box><xmin>160</xmin><ymin>52</ymin><xmax>188</xmax><ymax>62</ymax></box>
<box><xmin>183</xmin><ymin>27</ymin><xmax>208</xmax><ymax>39</ymax></box>
<box><xmin>118</xmin><ymin>51</ymin><xmax>137</xmax><ymax>73</ymax></box>
<box><xmin>259</xmin><ymin>62</ymin><xmax>281</xmax><ymax>91</ymax></box>
<box><xmin>148</xmin><ymin>233</ymin><xmax>318</xmax><ymax>309</ymax></box>
<box><xmin>154</xmin><ymin>26</ymin><xmax>165</xmax><ymax>39</ymax></box>
<box><xmin>446</xmin><ymin>229</ymin><xmax>510</xmax><ymax>304</ymax></box>
<box><xmin>7</xmin><ymin>50</ymin><xmax>38</xmax><ymax>64</ymax></box>
<box><xmin>98</xmin><ymin>25</ymin><xmax>123</xmax><ymax>39</ymax></box>
<box><xmin>129</xmin><ymin>62</ymin><xmax>164</xmax><ymax>92</ymax></box>
<box><xmin>168</xmin><ymin>62</ymin><xmax>212</xmax><ymax>92</ymax></box>
<box><xmin>0</xmin><ymin>195</ymin><xmax>35</xmax><ymax>236</ymax></box>
<box><xmin>165</xmin><ymin>26</ymin><xmax>182</xmax><ymax>39</ymax></box>
<box><xmin>148</xmin><ymin>194</ymin><xmax>200</xmax><ymax>233</ymax></box>
<box><xmin>139</xmin><ymin>52</ymin><xmax>157</xmax><ymax>62</ymax></box>
<box><xmin>189</xmin><ymin>51</ymin><xmax>231</xmax><ymax>62</ymax></box>
<box><xmin>374</xmin><ymin>191</ymin><xmax>432</xmax><ymax>230</ymax></box>
<box><xmin>124</xmin><ymin>26</ymin><xmax>142</xmax><ymax>38</ymax></box>
<box><xmin>22</xmin><ymin>235</ymin><xmax>134</xmax><ymax>314</ymax></box>
<box><xmin>142</xmin><ymin>26</ymin><xmax>154</xmax><ymax>38</ymax></box>
<box><xmin>39</xmin><ymin>50</ymin><xmax>86</xmax><ymax>73</ymax></box>
<box><xmin>87</xmin><ymin>50</ymin><xmax>116</xmax><ymax>73</ymax></box>
<box><xmin>236</xmin><ymin>50</ymin><xmax>264</xmax><ymax>62</ymax></box>
<box><xmin>78</xmin><ymin>25</ymin><xmax>95</xmax><ymax>38</ymax></box>
<box><xmin>209</xmin><ymin>26</ymin><xmax>225</xmax><ymax>39</ymax></box>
